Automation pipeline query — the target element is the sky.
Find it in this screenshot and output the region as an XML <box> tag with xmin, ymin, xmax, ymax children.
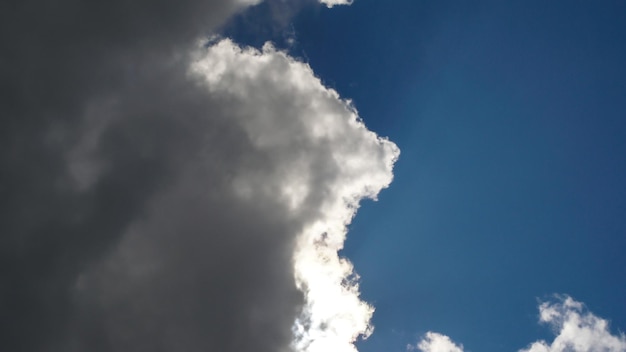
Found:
<box><xmin>2</xmin><ymin>1</ymin><xmax>625</xmax><ymax>352</ymax></box>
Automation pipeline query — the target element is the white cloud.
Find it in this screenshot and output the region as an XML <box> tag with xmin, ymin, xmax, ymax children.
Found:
<box><xmin>411</xmin><ymin>296</ymin><xmax>626</xmax><ymax>352</ymax></box>
<box><xmin>520</xmin><ymin>296</ymin><xmax>626</xmax><ymax>352</ymax></box>
<box><xmin>415</xmin><ymin>332</ymin><xmax>464</xmax><ymax>352</ymax></box>
<box><xmin>192</xmin><ymin>39</ymin><xmax>399</xmax><ymax>352</ymax></box>
<box><xmin>319</xmin><ymin>0</ymin><xmax>354</xmax><ymax>7</ymax></box>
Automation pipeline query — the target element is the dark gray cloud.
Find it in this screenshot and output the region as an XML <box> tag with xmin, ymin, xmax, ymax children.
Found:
<box><xmin>0</xmin><ymin>1</ymin><xmax>286</xmax><ymax>350</ymax></box>
<box><xmin>0</xmin><ymin>1</ymin><xmax>397</xmax><ymax>352</ymax></box>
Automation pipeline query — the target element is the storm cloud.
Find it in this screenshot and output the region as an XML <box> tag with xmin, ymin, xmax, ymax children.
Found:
<box><xmin>0</xmin><ymin>1</ymin><xmax>397</xmax><ymax>352</ymax></box>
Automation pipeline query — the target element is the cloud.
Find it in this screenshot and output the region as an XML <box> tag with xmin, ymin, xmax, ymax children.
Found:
<box><xmin>411</xmin><ymin>296</ymin><xmax>626</xmax><ymax>352</ymax></box>
<box><xmin>414</xmin><ymin>332</ymin><xmax>464</xmax><ymax>352</ymax></box>
<box><xmin>520</xmin><ymin>296</ymin><xmax>626</xmax><ymax>352</ymax></box>
<box><xmin>319</xmin><ymin>0</ymin><xmax>354</xmax><ymax>7</ymax></box>
<box><xmin>192</xmin><ymin>39</ymin><xmax>398</xmax><ymax>352</ymax></box>
<box><xmin>1</xmin><ymin>1</ymin><xmax>397</xmax><ymax>351</ymax></box>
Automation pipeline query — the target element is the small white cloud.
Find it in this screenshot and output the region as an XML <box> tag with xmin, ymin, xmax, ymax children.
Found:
<box><xmin>520</xmin><ymin>295</ymin><xmax>626</xmax><ymax>352</ymax></box>
<box><xmin>319</xmin><ymin>0</ymin><xmax>354</xmax><ymax>8</ymax></box>
<box><xmin>415</xmin><ymin>332</ymin><xmax>464</xmax><ymax>352</ymax></box>
<box><xmin>411</xmin><ymin>296</ymin><xmax>626</xmax><ymax>352</ymax></box>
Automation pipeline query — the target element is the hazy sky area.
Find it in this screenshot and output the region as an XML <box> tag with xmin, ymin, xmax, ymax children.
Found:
<box><xmin>2</xmin><ymin>1</ymin><xmax>625</xmax><ymax>352</ymax></box>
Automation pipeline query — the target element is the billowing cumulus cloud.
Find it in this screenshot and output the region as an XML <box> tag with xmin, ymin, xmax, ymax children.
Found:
<box><xmin>194</xmin><ymin>39</ymin><xmax>398</xmax><ymax>352</ymax></box>
<box><xmin>1</xmin><ymin>1</ymin><xmax>396</xmax><ymax>352</ymax></box>
<box><xmin>411</xmin><ymin>296</ymin><xmax>626</xmax><ymax>352</ymax></box>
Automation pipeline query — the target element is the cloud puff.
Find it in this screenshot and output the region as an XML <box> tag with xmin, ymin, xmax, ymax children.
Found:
<box><xmin>319</xmin><ymin>0</ymin><xmax>354</xmax><ymax>7</ymax></box>
<box><xmin>414</xmin><ymin>332</ymin><xmax>464</xmax><ymax>352</ymax></box>
<box><xmin>411</xmin><ymin>296</ymin><xmax>626</xmax><ymax>352</ymax></box>
<box><xmin>520</xmin><ymin>296</ymin><xmax>626</xmax><ymax>352</ymax></box>
<box><xmin>1</xmin><ymin>1</ymin><xmax>397</xmax><ymax>351</ymax></box>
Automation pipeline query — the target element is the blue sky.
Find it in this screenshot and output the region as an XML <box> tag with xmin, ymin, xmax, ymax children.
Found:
<box><xmin>223</xmin><ymin>1</ymin><xmax>626</xmax><ymax>351</ymax></box>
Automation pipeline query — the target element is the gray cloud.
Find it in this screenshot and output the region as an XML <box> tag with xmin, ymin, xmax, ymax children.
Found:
<box><xmin>1</xmin><ymin>2</ymin><xmax>258</xmax><ymax>349</ymax></box>
<box><xmin>0</xmin><ymin>1</ymin><xmax>397</xmax><ymax>352</ymax></box>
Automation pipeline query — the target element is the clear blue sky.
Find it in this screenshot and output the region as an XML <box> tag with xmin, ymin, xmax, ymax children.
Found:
<box><xmin>223</xmin><ymin>1</ymin><xmax>626</xmax><ymax>351</ymax></box>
